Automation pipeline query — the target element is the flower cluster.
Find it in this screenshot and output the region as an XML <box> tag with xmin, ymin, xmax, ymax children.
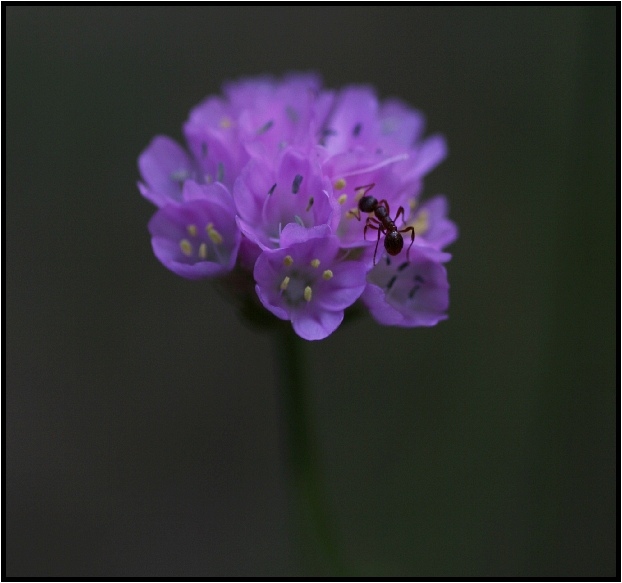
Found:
<box><xmin>138</xmin><ymin>73</ymin><xmax>457</xmax><ymax>340</ymax></box>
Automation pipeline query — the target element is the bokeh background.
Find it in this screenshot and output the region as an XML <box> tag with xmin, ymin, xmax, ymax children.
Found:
<box><xmin>5</xmin><ymin>6</ymin><xmax>617</xmax><ymax>577</ymax></box>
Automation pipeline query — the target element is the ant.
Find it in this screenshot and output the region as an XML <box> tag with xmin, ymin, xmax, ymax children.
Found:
<box><xmin>353</xmin><ymin>183</ymin><xmax>415</xmax><ymax>265</ymax></box>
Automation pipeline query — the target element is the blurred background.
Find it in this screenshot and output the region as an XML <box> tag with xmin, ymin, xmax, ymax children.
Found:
<box><xmin>5</xmin><ymin>6</ymin><xmax>617</xmax><ymax>577</ymax></box>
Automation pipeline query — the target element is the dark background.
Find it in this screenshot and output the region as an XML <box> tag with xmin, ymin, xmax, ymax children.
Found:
<box><xmin>5</xmin><ymin>6</ymin><xmax>617</xmax><ymax>577</ymax></box>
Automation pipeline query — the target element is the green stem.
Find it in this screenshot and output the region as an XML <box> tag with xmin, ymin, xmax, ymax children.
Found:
<box><xmin>273</xmin><ymin>325</ymin><xmax>346</xmax><ymax>575</ymax></box>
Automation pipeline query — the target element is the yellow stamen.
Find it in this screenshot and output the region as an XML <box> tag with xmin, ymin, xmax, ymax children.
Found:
<box><xmin>219</xmin><ymin>117</ymin><xmax>232</xmax><ymax>129</ymax></box>
<box><xmin>337</xmin><ymin>194</ymin><xmax>348</xmax><ymax>205</ymax></box>
<box><xmin>205</xmin><ymin>223</ymin><xmax>223</xmax><ymax>245</ymax></box>
<box><xmin>334</xmin><ymin>178</ymin><xmax>346</xmax><ymax>190</ymax></box>
<box><xmin>310</xmin><ymin>259</ymin><xmax>320</xmax><ymax>268</ymax></box>
<box><xmin>283</xmin><ymin>255</ymin><xmax>294</xmax><ymax>267</ymax></box>
<box><xmin>304</xmin><ymin>286</ymin><xmax>313</xmax><ymax>302</ymax></box>
<box><xmin>409</xmin><ymin>198</ymin><xmax>417</xmax><ymax>210</ymax></box>
<box><xmin>354</xmin><ymin>188</ymin><xmax>366</xmax><ymax>201</ymax></box>
<box><xmin>322</xmin><ymin>269</ymin><xmax>333</xmax><ymax>280</ymax></box>
<box><xmin>280</xmin><ymin>276</ymin><xmax>290</xmax><ymax>291</ymax></box>
<box><xmin>179</xmin><ymin>239</ymin><xmax>193</xmax><ymax>257</ymax></box>
<box><xmin>410</xmin><ymin>209</ymin><xmax>429</xmax><ymax>235</ymax></box>
<box><xmin>187</xmin><ymin>224</ymin><xmax>197</xmax><ymax>237</ymax></box>
<box><xmin>198</xmin><ymin>242</ymin><xmax>207</xmax><ymax>259</ymax></box>
<box><xmin>346</xmin><ymin>207</ymin><xmax>359</xmax><ymax>219</ymax></box>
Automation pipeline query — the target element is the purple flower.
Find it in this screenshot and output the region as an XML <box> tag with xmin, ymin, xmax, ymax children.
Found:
<box><xmin>234</xmin><ymin>147</ymin><xmax>337</xmax><ymax>250</ymax></box>
<box><xmin>405</xmin><ymin>195</ymin><xmax>458</xmax><ymax>251</ymax></box>
<box><xmin>182</xmin><ymin>95</ymin><xmax>247</xmax><ymax>190</ymax></box>
<box><xmin>148</xmin><ymin>181</ymin><xmax>240</xmax><ymax>279</ymax></box>
<box><xmin>138</xmin><ymin>73</ymin><xmax>457</xmax><ymax>339</ymax></box>
<box><xmin>361</xmin><ymin>246</ymin><xmax>451</xmax><ymax>327</ymax></box>
<box><xmin>226</xmin><ymin>73</ymin><xmax>325</xmax><ymax>162</ymax></box>
<box><xmin>254</xmin><ymin>224</ymin><xmax>367</xmax><ymax>340</ymax></box>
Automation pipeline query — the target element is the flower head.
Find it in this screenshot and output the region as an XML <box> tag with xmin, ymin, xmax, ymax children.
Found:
<box><xmin>138</xmin><ymin>73</ymin><xmax>457</xmax><ymax>339</ymax></box>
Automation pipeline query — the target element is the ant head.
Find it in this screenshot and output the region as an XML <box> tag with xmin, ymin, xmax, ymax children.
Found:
<box><xmin>358</xmin><ymin>196</ymin><xmax>377</xmax><ymax>213</ymax></box>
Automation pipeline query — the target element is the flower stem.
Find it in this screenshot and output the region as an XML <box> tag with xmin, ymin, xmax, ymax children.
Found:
<box><xmin>273</xmin><ymin>325</ymin><xmax>346</xmax><ymax>575</ymax></box>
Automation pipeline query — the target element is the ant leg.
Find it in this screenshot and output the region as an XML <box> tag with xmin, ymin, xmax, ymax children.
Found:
<box><xmin>363</xmin><ymin>217</ymin><xmax>380</xmax><ymax>241</ymax></box>
<box><xmin>349</xmin><ymin>208</ymin><xmax>362</xmax><ymax>221</ymax></box>
<box><xmin>394</xmin><ymin>205</ymin><xmax>406</xmax><ymax>224</ymax></box>
<box><xmin>399</xmin><ymin>226</ymin><xmax>415</xmax><ymax>261</ymax></box>
<box><xmin>363</xmin><ymin>220</ymin><xmax>383</xmax><ymax>265</ymax></box>
<box><xmin>353</xmin><ymin>183</ymin><xmax>375</xmax><ymax>198</ymax></box>
<box><xmin>373</xmin><ymin>225</ymin><xmax>383</xmax><ymax>265</ymax></box>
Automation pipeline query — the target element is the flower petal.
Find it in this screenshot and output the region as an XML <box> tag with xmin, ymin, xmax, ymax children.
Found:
<box><xmin>138</xmin><ymin>136</ymin><xmax>195</xmax><ymax>207</ymax></box>
<box><xmin>291</xmin><ymin>309</ymin><xmax>343</xmax><ymax>341</ymax></box>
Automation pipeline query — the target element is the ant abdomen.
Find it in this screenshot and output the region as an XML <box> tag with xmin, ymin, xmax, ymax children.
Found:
<box><xmin>384</xmin><ymin>231</ymin><xmax>403</xmax><ymax>255</ymax></box>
